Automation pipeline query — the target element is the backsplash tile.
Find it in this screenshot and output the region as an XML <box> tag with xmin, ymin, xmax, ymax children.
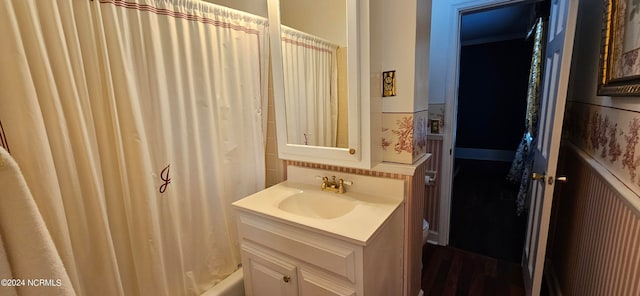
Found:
<box><xmin>286</xmin><ymin>160</ymin><xmax>406</xmax><ymax>180</ymax></box>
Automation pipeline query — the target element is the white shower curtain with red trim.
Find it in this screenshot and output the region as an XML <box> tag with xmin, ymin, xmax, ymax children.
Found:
<box><xmin>0</xmin><ymin>0</ymin><xmax>268</xmax><ymax>295</ymax></box>
<box><xmin>281</xmin><ymin>26</ymin><xmax>338</xmax><ymax>147</ymax></box>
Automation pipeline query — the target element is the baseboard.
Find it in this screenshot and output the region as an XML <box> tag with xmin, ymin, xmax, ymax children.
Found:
<box><xmin>544</xmin><ymin>261</ymin><xmax>563</xmax><ymax>296</ymax></box>
<box><xmin>426</xmin><ymin>230</ymin><xmax>439</xmax><ymax>245</ymax></box>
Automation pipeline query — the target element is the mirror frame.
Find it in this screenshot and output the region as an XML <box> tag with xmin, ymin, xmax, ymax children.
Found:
<box><xmin>268</xmin><ymin>0</ymin><xmax>371</xmax><ymax>168</ymax></box>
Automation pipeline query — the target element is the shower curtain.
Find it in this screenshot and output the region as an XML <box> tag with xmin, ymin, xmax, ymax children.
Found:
<box><xmin>0</xmin><ymin>0</ymin><xmax>268</xmax><ymax>295</ymax></box>
<box><xmin>280</xmin><ymin>26</ymin><xmax>338</xmax><ymax>146</ymax></box>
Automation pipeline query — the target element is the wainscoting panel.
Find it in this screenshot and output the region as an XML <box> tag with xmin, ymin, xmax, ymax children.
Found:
<box><xmin>424</xmin><ymin>137</ymin><xmax>442</xmax><ymax>236</ymax></box>
<box><xmin>550</xmin><ymin>144</ymin><xmax>640</xmax><ymax>296</ymax></box>
<box><xmin>407</xmin><ymin>161</ymin><xmax>426</xmax><ymax>296</ymax></box>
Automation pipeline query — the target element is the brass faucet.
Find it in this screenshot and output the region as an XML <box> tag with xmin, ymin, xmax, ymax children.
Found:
<box><xmin>320</xmin><ymin>176</ymin><xmax>350</xmax><ymax>194</ymax></box>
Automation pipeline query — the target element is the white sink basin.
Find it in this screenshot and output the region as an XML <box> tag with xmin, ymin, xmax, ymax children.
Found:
<box><xmin>277</xmin><ymin>190</ymin><xmax>357</xmax><ymax>219</ymax></box>
<box><xmin>231</xmin><ymin>166</ymin><xmax>405</xmax><ymax>244</ymax></box>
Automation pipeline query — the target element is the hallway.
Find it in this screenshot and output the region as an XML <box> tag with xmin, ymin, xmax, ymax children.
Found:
<box><xmin>449</xmin><ymin>159</ymin><xmax>527</xmax><ymax>263</ymax></box>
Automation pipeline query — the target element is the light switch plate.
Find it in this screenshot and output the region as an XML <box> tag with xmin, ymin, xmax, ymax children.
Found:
<box><xmin>382</xmin><ymin>70</ymin><xmax>396</xmax><ymax>97</ymax></box>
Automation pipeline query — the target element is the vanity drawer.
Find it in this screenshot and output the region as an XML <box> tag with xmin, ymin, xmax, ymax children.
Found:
<box><xmin>237</xmin><ymin>214</ymin><xmax>358</xmax><ymax>283</ymax></box>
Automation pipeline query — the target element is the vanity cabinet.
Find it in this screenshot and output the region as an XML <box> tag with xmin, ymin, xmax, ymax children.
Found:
<box><xmin>241</xmin><ymin>243</ymin><xmax>299</xmax><ymax>296</ymax></box>
<box><xmin>242</xmin><ymin>242</ymin><xmax>354</xmax><ymax>296</ymax></box>
<box><xmin>237</xmin><ymin>206</ymin><xmax>404</xmax><ymax>296</ymax></box>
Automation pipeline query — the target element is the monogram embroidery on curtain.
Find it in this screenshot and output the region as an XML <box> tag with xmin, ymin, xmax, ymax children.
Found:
<box><xmin>159</xmin><ymin>164</ymin><xmax>171</xmax><ymax>193</ymax></box>
<box><xmin>0</xmin><ymin>120</ymin><xmax>10</xmax><ymax>153</ymax></box>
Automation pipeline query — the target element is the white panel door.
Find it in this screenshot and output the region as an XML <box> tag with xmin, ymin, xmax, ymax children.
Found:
<box><xmin>522</xmin><ymin>1</ymin><xmax>578</xmax><ymax>295</ymax></box>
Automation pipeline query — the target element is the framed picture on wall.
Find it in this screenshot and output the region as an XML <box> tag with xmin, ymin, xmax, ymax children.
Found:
<box><xmin>598</xmin><ymin>0</ymin><xmax>640</xmax><ymax>96</ymax></box>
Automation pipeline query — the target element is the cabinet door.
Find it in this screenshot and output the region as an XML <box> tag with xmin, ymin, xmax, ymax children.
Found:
<box><xmin>242</xmin><ymin>243</ymin><xmax>298</xmax><ymax>296</ymax></box>
<box><xmin>299</xmin><ymin>269</ymin><xmax>355</xmax><ymax>296</ymax></box>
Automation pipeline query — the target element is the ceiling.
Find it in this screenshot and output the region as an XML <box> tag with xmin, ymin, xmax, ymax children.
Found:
<box><xmin>202</xmin><ymin>0</ymin><xmax>537</xmax><ymax>46</ymax></box>
<box><xmin>460</xmin><ymin>3</ymin><xmax>536</xmax><ymax>44</ymax></box>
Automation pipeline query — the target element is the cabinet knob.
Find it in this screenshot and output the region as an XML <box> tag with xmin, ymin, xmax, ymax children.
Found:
<box><xmin>283</xmin><ymin>275</ymin><xmax>291</xmax><ymax>283</ymax></box>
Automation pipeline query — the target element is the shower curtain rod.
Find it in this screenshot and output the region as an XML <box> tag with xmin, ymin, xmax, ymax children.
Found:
<box><xmin>281</xmin><ymin>25</ymin><xmax>340</xmax><ymax>49</ymax></box>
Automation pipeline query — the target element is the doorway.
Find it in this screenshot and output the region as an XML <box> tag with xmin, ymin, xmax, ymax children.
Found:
<box><xmin>448</xmin><ymin>2</ymin><xmax>540</xmax><ymax>263</ymax></box>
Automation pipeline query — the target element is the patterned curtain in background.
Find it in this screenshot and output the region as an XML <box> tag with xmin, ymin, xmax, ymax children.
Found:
<box><xmin>507</xmin><ymin>17</ymin><xmax>546</xmax><ymax>215</ymax></box>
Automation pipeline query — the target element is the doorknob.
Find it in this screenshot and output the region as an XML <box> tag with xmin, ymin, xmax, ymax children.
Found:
<box><xmin>531</xmin><ymin>173</ymin><xmax>568</xmax><ymax>185</ymax></box>
<box><xmin>531</xmin><ymin>173</ymin><xmax>546</xmax><ymax>180</ymax></box>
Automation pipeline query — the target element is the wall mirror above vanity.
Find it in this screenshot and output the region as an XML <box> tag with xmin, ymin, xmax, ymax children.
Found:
<box><xmin>267</xmin><ymin>0</ymin><xmax>374</xmax><ymax>169</ymax></box>
<box><xmin>279</xmin><ymin>0</ymin><xmax>348</xmax><ymax>149</ymax></box>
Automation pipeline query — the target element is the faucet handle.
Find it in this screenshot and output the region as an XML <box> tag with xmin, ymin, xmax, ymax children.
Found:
<box><xmin>315</xmin><ymin>175</ymin><xmax>330</xmax><ymax>183</ymax></box>
<box><xmin>341</xmin><ymin>180</ymin><xmax>353</xmax><ymax>186</ymax></box>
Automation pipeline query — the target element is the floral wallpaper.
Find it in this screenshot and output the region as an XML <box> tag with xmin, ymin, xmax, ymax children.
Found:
<box><xmin>566</xmin><ymin>102</ymin><xmax>640</xmax><ymax>195</ymax></box>
<box><xmin>391</xmin><ymin>116</ymin><xmax>414</xmax><ymax>154</ymax></box>
<box><xmin>381</xmin><ymin>111</ymin><xmax>428</xmax><ymax>164</ymax></box>
<box><xmin>414</xmin><ymin>114</ymin><xmax>427</xmax><ymax>157</ymax></box>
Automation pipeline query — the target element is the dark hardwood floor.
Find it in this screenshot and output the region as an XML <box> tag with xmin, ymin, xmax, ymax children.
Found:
<box><xmin>449</xmin><ymin>159</ymin><xmax>527</xmax><ymax>263</ymax></box>
<box><xmin>422</xmin><ymin>159</ymin><xmax>554</xmax><ymax>295</ymax></box>
<box><xmin>421</xmin><ymin>243</ymin><xmax>525</xmax><ymax>296</ymax></box>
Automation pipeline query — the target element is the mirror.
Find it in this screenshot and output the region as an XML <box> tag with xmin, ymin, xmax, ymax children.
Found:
<box><xmin>278</xmin><ymin>0</ymin><xmax>349</xmax><ymax>148</ymax></box>
<box><xmin>268</xmin><ymin>0</ymin><xmax>367</xmax><ymax>167</ymax></box>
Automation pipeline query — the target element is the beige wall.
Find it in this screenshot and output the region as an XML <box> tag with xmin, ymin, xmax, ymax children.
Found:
<box><xmin>376</xmin><ymin>0</ymin><xmax>432</xmax><ymax>165</ymax></box>
<box><xmin>379</xmin><ymin>0</ymin><xmax>430</xmax><ymax>113</ymax></box>
<box><xmin>265</xmin><ymin>61</ymin><xmax>286</xmax><ymax>187</ymax></box>
<box><xmin>280</xmin><ymin>0</ymin><xmax>347</xmax><ymax>46</ymax></box>
<box><xmin>202</xmin><ymin>0</ymin><xmax>268</xmax><ymax>18</ymax></box>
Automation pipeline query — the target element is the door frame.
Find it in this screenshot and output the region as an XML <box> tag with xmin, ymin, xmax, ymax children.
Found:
<box><xmin>437</xmin><ymin>0</ymin><xmax>542</xmax><ymax>246</ymax></box>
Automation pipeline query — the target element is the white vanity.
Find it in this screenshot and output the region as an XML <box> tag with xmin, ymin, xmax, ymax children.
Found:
<box><xmin>232</xmin><ymin>166</ymin><xmax>405</xmax><ymax>296</ymax></box>
<box><xmin>233</xmin><ymin>0</ymin><xmax>428</xmax><ymax>293</ymax></box>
